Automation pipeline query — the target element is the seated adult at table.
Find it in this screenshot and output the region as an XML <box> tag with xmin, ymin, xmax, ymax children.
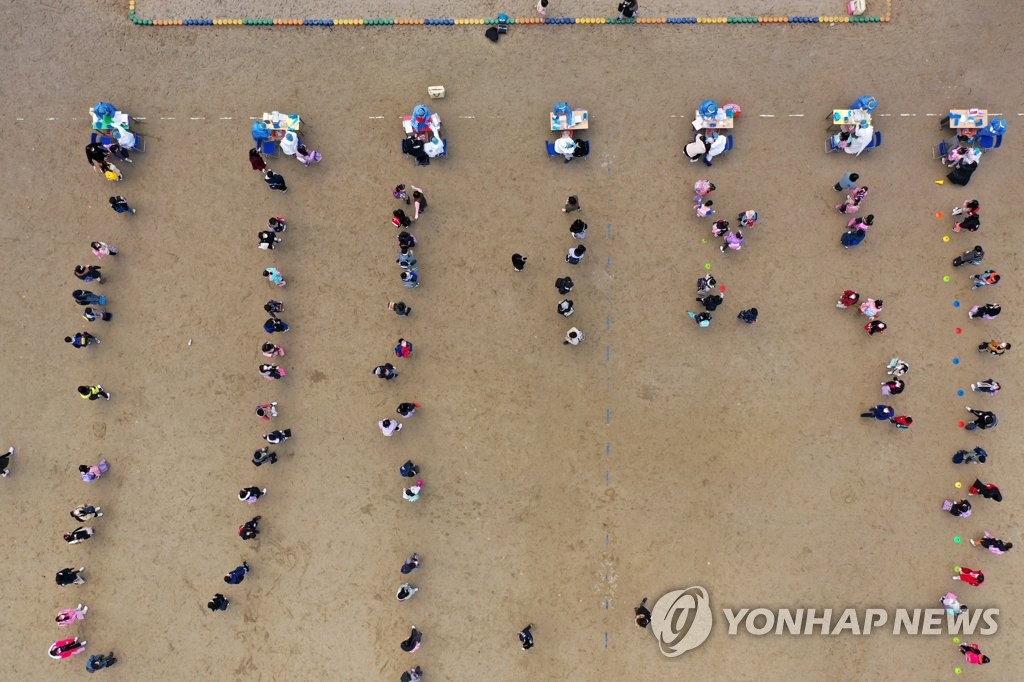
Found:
<box><xmin>554</xmin><ymin>135</ymin><xmax>577</xmax><ymax>163</ymax></box>
<box><xmin>946</xmin><ymin>146</ymin><xmax>980</xmax><ymax>169</ymax></box>
<box><xmin>573</xmin><ymin>139</ymin><xmax>590</xmax><ymax>159</ymax></box>
<box><xmin>403</xmin><ymin>136</ymin><xmax>430</xmax><ymax>166</ymax></box>
<box><xmin>280</xmin><ymin>132</ymin><xmax>299</xmax><ymax>156</ymax></box>
<box><xmin>423</xmin><ymin>137</ymin><xmax>444</xmax><ymax>159</ymax></box>
<box><xmin>840</xmin><ymin>121</ymin><xmax>874</xmax><ymax>155</ymax></box>
<box><xmin>703</xmin><ymin>132</ymin><xmax>727</xmax><ymax>167</ymax></box>
<box><xmin>684</xmin><ymin>134</ymin><xmax>708</xmax><ymax>163</ymax></box>
<box><xmin>112</xmin><ymin>127</ymin><xmax>135</xmax><ymax>150</ymax></box>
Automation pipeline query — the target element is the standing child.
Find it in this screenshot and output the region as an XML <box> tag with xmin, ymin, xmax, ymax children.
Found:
<box><xmin>971</xmin><ymin>270</ymin><xmax>1000</xmax><ymax>288</ymax></box>
<box><xmin>881</xmin><ymin>379</ymin><xmax>905</xmax><ymax>395</ymax></box>
<box><xmin>634</xmin><ymin>598</ymin><xmax>652</xmax><ymax>628</ymax></box>
<box><xmin>569</xmin><ymin>219</ymin><xmax>588</xmax><ymax>238</ymax></box>
<box><xmin>952</xmin><ymin>566</ymin><xmax>984</xmax><ymax>585</ymax></box>
<box><xmin>563</xmin><ymin>328</ymin><xmax>585</xmax><ymax>345</ymax></box>
<box><xmin>373</xmin><ymin>363</ymin><xmax>398</xmax><ymax>380</ymax></box>
<box><xmin>970</xmin><ymin>379</ymin><xmax>1000</xmax><ymax>395</ymax></box>
<box><xmin>261</xmin><ymin>342</ymin><xmax>285</xmax><ymax>358</ymax></box>
<box><xmin>393</xmin><ymin>184</ymin><xmax>410</xmax><ymax>204</ymax></box>
<box><xmin>836</xmin><ymin>186</ymin><xmax>869</xmax><ymax>214</ymax></box>
<box><xmin>537</xmin><ymin>0</ymin><xmax>548</xmax><ymax>18</ymax></box>
<box><xmin>836</xmin><ymin>290</ymin><xmax>861</xmax><ymax>308</ymax></box>
<box><xmin>411</xmin><ymin>186</ymin><xmax>428</xmax><ymax>219</ymax></box>
<box><xmin>392</xmin><ymin>209</ymin><xmax>412</xmax><ymax>228</ymax></box>
<box><xmin>400</xmin><ymin>554</ymin><xmax>420</xmax><ymax>574</ymax></box>
<box><xmin>687</xmin><ymin>311</ymin><xmax>712</xmax><ymax>327</ymax></box>
<box><xmin>101</xmin><ymin>161</ymin><xmax>122</xmax><ymax>182</ymax></box>
<box><xmin>403</xmin><ymin>481</ymin><xmax>423</xmax><ymax>502</ymax></box>
<box><xmin>953</xmin><ymin>245</ymin><xmax>985</xmax><ymax>267</ymax></box>
<box><xmin>512</xmin><ymin>254</ymin><xmax>527</xmax><ymax>271</ymax></box>
<box><xmin>389</xmin><ymin>301</ymin><xmax>412</xmax><ymax>317</ymax></box>
<box><xmin>108</xmin><ymin>196</ymin><xmax>135</xmax><ymax>215</ymax></box>
<box><xmin>394</xmin><ymin>338</ymin><xmax>414</xmax><ymax>358</ymax></box>
<box><xmin>90</xmin><ymin>242</ymin><xmax>119</xmax><ymax>259</ymax></box>
<box><xmin>249</xmin><ymin>148</ymin><xmax>267</xmax><ymax>172</ymax></box>
<box><xmin>264</xmin><ymin>170</ymin><xmax>287</xmax><ymax>193</ymax></box>
<box><xmin>694</xmin><ymin>200</ymin><xmax>714</xmax><ymax>218</ymax></box>
<box><xmin>865</xmin><ymin>320</ymin><xmax>887</xmax><ymax>335</ymax></box>
<box><xmin>889</xmin><ymin>415</ymin><xmax>913</xmax><ymax>429</ymax></box>
<box><xmin>263</xmin><ymin>268</ymin><xmax>286</xmax><ymax>287</ymax></box>
<box><xmin>238</xmin><ymin>516</ymin><xmax>261</xmax><ymax>540</ymax></box>
<box><xmin>55</xmin><ymin>605</ymin><xmax>89</xmax><ymax>626</ymax></box>
<box><xmin>65</xmin><ymin>332</ymin><xmax>100</xmax><ymax>349</ymax></box>
<box><xmin>562</xmin><ymin>195</ymin><xmax>581</xmax><ymax>213</ymax></box>
<box><xmin>833</xmin><ymin>172</ymin><xmax>859</xmax><ymax>191</ymax></box>
<box><xmin>840</xmin><ymin>228</ymin><xmax>866</xmax><ymax>248</ymax></box>
<box><xmin>79</xmin><ymin>459</ymin><xmax>110</xmax><ymax>481</ymax></box>
<box><xmin>737</xmin><ymin>210</ymin><xmax>758</xmax><ymax>229</ymax></box>
<box><xmin>737</xmin><ymin>308</ymin><xmax>758</xmax><ymax>324</ymax></box>
<box><xmin>239</xmin><ymin>487</ymin><xmax>267</xmax><ymax>504</ymax></box>
<box><xmin>859</xmin><ymin>298</ymin><xmax>883</xmax><ymax>318</ymax></box>
<box><xmin>379</xmin><ymin>419</ymin><xmax>403</xmax><ymax>437</ymax></box>
<box><xmin>224</xmin><ymin>562</ymin><xmax>250</xmax><ymax>585</ymax></box>
<box><xmin>693</xmin><ymin>179</ymin><xmax>715</xmax><ymax>202</ymax></box>
<box><xmin>720</xmin><ymin>231</ymin><xmax>744</xmax><ymax>252</ymax></box>
<box><xmin>77</xmin><ymin>385</ymin><xmax>110</xmax><ymax>401</ymax></box>
<box><xmin>396</xmin><ymin>402</ymin><xmax>419</xmax><ymax>418</ymax></box>
<box><xmin>518</xmin><ymin>624</ymin><xmax>535</xmax><ymax>650</ymax></box>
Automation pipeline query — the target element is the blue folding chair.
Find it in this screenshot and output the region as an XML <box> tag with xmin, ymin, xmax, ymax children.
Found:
<box><xmin>439</xmin><ymin>139</ymin><xmax>448</xmax><ymax>158</ymax></box>
<box><xmin>545</xmin><ymin>140</ymin><xmax>558</xmax><ymax>157</ymax></box>
<box><xmin>261</xmin><ymin>140</ymin><xmax>278</xmax><ymax>156</ymax></box>
<box><xmin>978</xmin><ymin>134</ymin><xmax>1003</xmax><ymax>150</ymax></box>
<box><xmin>857</xmin><ymin>130</ymin><xmax>882</xmax><ymax>156</ymax></box>
<box><xmin>724</xmin><ymin>135</ymin><xmax>734</xmax><ymax>152</ymax></box>
<box><xmin>126</xmin><ymin>133</ymin><xmax>146</xmax><ymax>153</ymax></box>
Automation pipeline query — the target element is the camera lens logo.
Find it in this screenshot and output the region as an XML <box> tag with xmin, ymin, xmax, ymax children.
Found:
<box><xmin>650</xmin><ymin>587</ymin><xmax>713</xmax><ymax>657</ymax></box>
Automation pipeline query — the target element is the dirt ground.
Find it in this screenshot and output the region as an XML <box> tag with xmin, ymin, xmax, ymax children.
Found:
<box><xmin>139</xmin><ymin>0</ymin><xmax>867</xmax><ymax>19</ymax></box>
<box><xmin>1</xmin><ymin>0</ymin><xmax>1022</xmax><ymax>679</ymax></box>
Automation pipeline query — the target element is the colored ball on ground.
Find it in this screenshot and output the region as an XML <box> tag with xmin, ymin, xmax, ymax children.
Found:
<box><xmin>955</xmin><ymin>481</ymin><xmax>963</xmax><ymax>488</ymax></box>
<box><xmin>943</xmin><ymin>275</ymin><xmax>951</xmax><ymax>282</ymax></box>
<box><xmin>955</xmin><ymin>328</ymin><xmax>962</xmax><ymax>334</ymax></box>
<box><xmin>957</xmin><ymin>389</ymin><xmax>964</xmax><ymax>396</ymax></box>
<box><xmin>943</xmin><ymin>235</ymin><xmax>950</xmax><ymax>242</ymax></box>
<box><xmin>952</xmin><ymin>357</ymin><xmax>960</xmax><ymax>364</ymax></box>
